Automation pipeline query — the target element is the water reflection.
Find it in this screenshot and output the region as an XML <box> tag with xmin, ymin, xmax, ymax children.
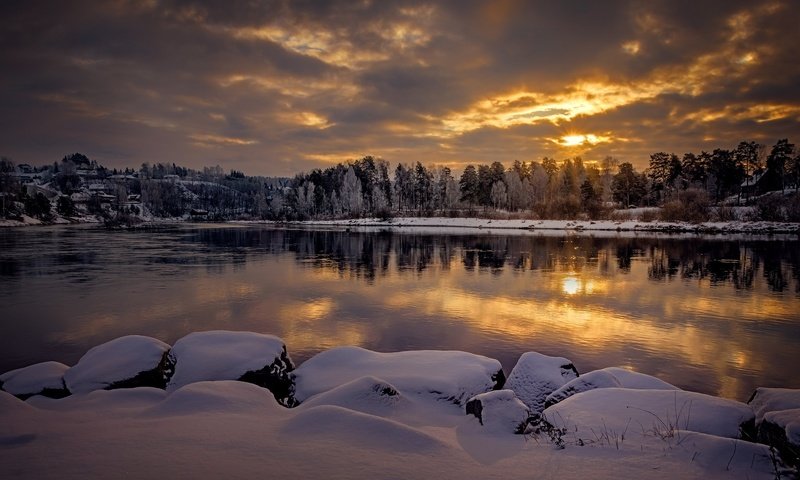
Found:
<box><xmin>1</xmin><ymin>225</ymin><xmax>799</xmax><ymax>402</ymax></box>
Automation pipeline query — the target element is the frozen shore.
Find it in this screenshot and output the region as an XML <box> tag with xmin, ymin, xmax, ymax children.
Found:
<box><xmin>1</xmin><ymin>331</ymin><xmax>798</xmax><ymax>479</ymax></box>
<box><xmin>291</xmin><ymin>216</ymin><xmax>800</xmax><ymax>235</ymax></box>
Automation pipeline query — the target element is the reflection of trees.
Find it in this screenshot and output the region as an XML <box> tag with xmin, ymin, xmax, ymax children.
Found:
<box><xmin>3</xmin><ymin>227</ymin><xmax>799</xmax><ymax>297</ymax></box>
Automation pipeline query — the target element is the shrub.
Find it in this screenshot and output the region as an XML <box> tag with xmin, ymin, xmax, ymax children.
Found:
<box><xmin>714</xmin><ymin>205</ymin><xmax>738</xmax><ymax>222</ymax></box>
<box><xmin>659</xmin><ymin>188</ymin><xmax>711</xmax><ymax>223</ymax></box>
<box><xmin>755</xmin><ymin>194</ymin><xmax>786</xmax><ymax>221</ymax></box>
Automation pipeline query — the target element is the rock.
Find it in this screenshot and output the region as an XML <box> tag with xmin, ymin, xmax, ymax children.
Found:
<box><xmin>505</xmin><ymin>352</ymin><xmax>578</xmax><ymax>413</ymax></box>
<box><xmin>545</xmin><ymin>367</ymin><xmax>678</xmax><ymax>408</ymax></box>
<box><xmin>543</xmin><ymin>388</ymin><xmax>755</xmax><ymax>442</ymax></box>
<box><xmin>64</xmin><ymin>335</ymin><xmax>173</xmax><ymax>394</ymax></box>
<box><xmin>748</xmin><ymin>387</ymin><xmax>800</xmax><ymax>466</ymax></box>
<box><xmin>166</xmin><ymin>330</ymin><xmax>295</xmax><ymax>406</ymax></box>
<box><xmin>293</xmin><ymin>346</ymin><xmax>504</xmax><ymax>405</ymax></box>
<box><xmin>465</xmin><ymin>389</ymin><xmax>530</xmax><ymax>434</ymax></box>
<box><xmin>299</xmin><ymin>376</ymin><xmax>408</xmax><ymax>418</ymax></box>
<box><xmin>0</xmin><ymin>361</ymin><xmax>70</xmax><ymax>400</ymax></box>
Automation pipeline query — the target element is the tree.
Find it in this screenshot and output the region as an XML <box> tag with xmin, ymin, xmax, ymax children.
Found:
<box><xmin>459</xmin><ymin>165</ymin><xmax>479</xmax><ymax>207</ymax></box>
<box><xmin>648</xmin><ymin>152</ymin><xmax>681</xmax><ymax>202</ymax></box>
<box><xmin>707</xmin><ymin>148</ymin><xmax>743</xmax><ymax>202</ymax></box>
<box><xmin>681</xmin><ymin>152</ymin><xmax>707</xmax><ymax>189</ymax></box>
<box><xmin>340</xmin><ymin>166</ymin><xmax>362</xmax><ymax>217</ymax></box>
<box><xmin>612</xmin><ymin>163</ymin><xmax>647</xmax><ymax>207</ymax></box>
<box><xmin>490</xmin><ymin>181</ymin><xmax>507</xmax><ymax>210</ymax></box>
<box><xmin>733</xmin><ymin>141</ymin><xmax>762</xmax><ymax>202</ymax></box>
<box><xmin>766</xmin><ymin>139</ymin><xmax>795</xmax><ymax>192</ymax></box>
<box><xmin>56</xmin><ymin>196</ymin><xmax>76</xmax><ymax>216</ymax></box>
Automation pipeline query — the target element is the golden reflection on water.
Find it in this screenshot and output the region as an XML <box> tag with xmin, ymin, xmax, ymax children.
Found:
<box><xmin>4</xmin><ymin>227</ymin><xmax>799</xmax><ymax>402</ymax></box>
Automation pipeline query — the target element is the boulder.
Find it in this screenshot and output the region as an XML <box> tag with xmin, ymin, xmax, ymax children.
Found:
<box><xmin>505</xmin><ymin>352</ymin><xmax>578</xmax><ymax>413</ymax></box>
<box><xmin>299</xmin><ymin>376</ymin><xmax>408</xmax><ymax>417</ymax></box>
<box><xmin>64</xmin><ymin>335</ymin><xmax>172</xmax><ymax>394</ymax></box>
<box><xmin>0</xmin><ymin>361</ymin><xmax>70</xmax><ymax>400</ymax></box>
<box><xmin>166</xmin><ymin>331</ymin><xmax>295</xmax><ymax>406</ymax></box>
<box><xmin>748</xmin><ymin>387</ymin><xmax>800</xmax><ymax>466</ymax></box>
<box><xmin>465</xmin><ymin>389</ymin><xmax>530</xmax><ymax>434</ymax></box>
<box><xmin>542</xmin><ymin>388</ymin><xmax>755</xmax><ymax>443</ymax></box>
<box><xmin>293</xmin><ymin>347</ymin><xmax>504</xmax><ymax>405</ymax></box>
<box><xmin>545</xmin><ymin>367</ymin><xmax>678</xmax><ymax>408</ymax></box>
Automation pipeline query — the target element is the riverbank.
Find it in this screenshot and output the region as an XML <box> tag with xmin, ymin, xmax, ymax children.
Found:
<box><xmin>287</xmin><ymin>216</ymin><xmax>800</xmax><ymax>234</ymax></box>
<box><xmin>2</xmin><ymin>331</ymin><xmax>797</xmax><ymax>479</ymax></box>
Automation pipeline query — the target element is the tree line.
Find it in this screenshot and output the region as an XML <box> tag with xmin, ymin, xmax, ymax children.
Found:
<box><xmin>1</xmin><ymin>138</ymin><xmax>798</xmax><ymax>224</ymax></box>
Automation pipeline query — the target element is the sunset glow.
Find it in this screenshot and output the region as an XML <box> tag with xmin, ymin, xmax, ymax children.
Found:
<box><xmin>0</xmin><ymin>1</ymin><xmax>798</xmax><ymax>175</ymax></box>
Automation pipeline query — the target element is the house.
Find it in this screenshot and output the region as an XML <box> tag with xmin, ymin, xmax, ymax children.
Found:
<box><xmin>740</xmin><ymin>169</ymin><xmax>771</xmax><ymax>197</ymax></box>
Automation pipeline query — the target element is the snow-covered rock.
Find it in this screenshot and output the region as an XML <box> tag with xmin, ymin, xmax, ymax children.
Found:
<box><xmin>0</xmin><ymin>361</ymin><xmax>70</xmax><ymax>399</ymax></box>
<box><xmin>748</xmin><ymin>388</ymin><xmax>800</xmax><ymax>466</ymax></box>
<box><xmin>299</xmin><ymin>376</ymin><xmax>409</xmax><ymax>417</ymax></box>
<box><xmin>166</xmin><ymin>331</ymin><xmax>295</xmax><ymax>406</ymax></box>
<box><xmin>64</xmin><ymin>335</ymin><xmax>172</xmax><ymax>394</ymax></box>
<box><xmin>545</xmin><ymin>367</ymin><xmax>678</xmax><ymax>408</ymax></box>
<box><xmin>465</xmin><ymin>389</ymin><xmax>530</xmax><ymax>434</ymax></box>
<box><xmin>148</xmin><ymin>381</ymin><xmax>283</xmax><ymax>417</ymax></box>
<box><xmin>293</xmin><ymin>347</ymin><xmax>504</xmax><ymax>405</ymax></box>
<box><xmin>748</xmin><ymin>387</ymin><xmax>800</xmax><ymax>425</ymax></box>
<box><xmin>505</xmin><ymin>352</ymin><xmax>578</xmax><ymax>413</ymax></box>
<box><xmin>542</xmin><ymin>388</ymin><xmax>755</xmax><ymax>441</ymax></box>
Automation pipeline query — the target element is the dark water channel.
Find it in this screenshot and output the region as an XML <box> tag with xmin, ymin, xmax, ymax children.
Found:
<box><xmin>1</xmin><ymin>224</ymin><xmax>799</xmax><ymax>401</ymax></box>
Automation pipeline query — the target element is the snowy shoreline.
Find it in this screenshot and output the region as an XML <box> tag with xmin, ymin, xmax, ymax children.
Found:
<box><xmin>3</xmin><ymin>214</ymin><xmax>799</xmax><ymax>235</ymax></box>
<box><xmin>2</xmin><ymin>331</ymin><xmax>798</xmax><ymax>479</ymax></box>
<box><xmin>289</xmin><ymin>216</ymin><xmax>800</xmax><ymax>235</ymax></box>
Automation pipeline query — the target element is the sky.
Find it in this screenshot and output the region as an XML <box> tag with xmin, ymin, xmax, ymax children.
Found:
<box><xmin>1</xmin><ymin>0</ymin><xmax>799</xmax><ymax>177</ymax></box>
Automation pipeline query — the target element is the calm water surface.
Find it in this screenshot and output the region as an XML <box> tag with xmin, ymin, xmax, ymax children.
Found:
<box><xmin>1</xmin><ymin>224</ymin><xmax>799</xmax><ymax>401</ymax></box>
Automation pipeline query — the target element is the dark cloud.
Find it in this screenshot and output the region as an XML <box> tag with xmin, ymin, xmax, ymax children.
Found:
<box><xmin>0</xmin><ymin>0</ymin><xmax>798</xmax><ymax>176</ymax></box>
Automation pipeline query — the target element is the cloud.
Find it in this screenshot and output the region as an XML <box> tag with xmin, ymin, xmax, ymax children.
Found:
<box><xmin>0</xmin><ymin>0</ymin><xmax>798</xmax><ymax>176</ymax></box>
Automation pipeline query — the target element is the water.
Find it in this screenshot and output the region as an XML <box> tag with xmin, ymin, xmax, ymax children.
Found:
<box><xmin>1</xmin><ymin>224</ymin><xmax>799</xmax><ymax>402</ymax></box>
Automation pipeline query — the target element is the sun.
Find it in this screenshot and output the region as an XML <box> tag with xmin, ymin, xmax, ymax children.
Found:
<box><xmin>555</xmin><ymin>133</ymin><xmax>613</xmax><ymax>148</ymax></box>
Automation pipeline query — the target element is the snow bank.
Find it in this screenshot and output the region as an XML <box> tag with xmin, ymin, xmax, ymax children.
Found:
<box><xmin>542</xmin><ymin>388</ymin><xmax>754</xmax><ymax>441</ymax></box>
<box><xmin>0</xmin><ymin>361</ymin><xmax>69</xmax><ymax>399</ymax></box>
<box><xmin>545</xmin><ymin>367</ymin><xmax>678</xmax><ymax>408</ymax></box>
<box><xmin>505</xmin><ymin>351</ymin><xmax>578</xmax><ymax>413</ymax></box>
<box><xmin>283</xmin><ymin>404</ymin><xmax>448</xmax><ymax>453</ymax></box>
<box><xmin>669</xmin><ymin>431</ymin><xmax>787</xmax><ymax>476</ymax></box>
<box><xmin>167</xmin><ymin>330</ymin><xmax>295</xmax><ymax>404</ymax></box>
<box><xmin>293</xmin><ymin>347</ymin><xmax>504</xmax><ymax>405</ymax></box>
<box><xmin>148</xmin><ymin>381</ymin><xmax>283</xmax><ymax>417</ymax></box>
<box><xmin>63</xmin><ymin>335</ymin><xmax>171</xmax><ymax>394</ymax></box>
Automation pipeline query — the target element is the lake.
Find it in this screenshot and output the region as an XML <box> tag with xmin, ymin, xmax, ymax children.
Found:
<box><xmin>1</xmin><ymin>224</ymin><xmax>799</xmax><ymax>402</ymax></box>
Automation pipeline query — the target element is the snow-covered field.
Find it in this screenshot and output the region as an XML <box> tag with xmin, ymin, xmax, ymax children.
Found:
<box><xmin>2</xmin><ymin>331</ymin><xmax>797</xmax><ymax>479</ymax></box>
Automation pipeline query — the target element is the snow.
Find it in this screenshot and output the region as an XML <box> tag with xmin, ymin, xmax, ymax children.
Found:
<box><xmin>542</xmin><ymin>388</ymin><xmax>755</xmax><ymax>441</ymax></box>
<box><xmin>748</xmin><ymin>387</ymin><xmax>800</xmax><ymax>424</ymax></box>
<box><xmin>0</xmin><ymin>379</ymin><xmax>785</xmax><ymax>479</ymax></box>
<box><xmin>0</xmin><ymin>361</ymin><xmax>68</xmax><ymax>397</ymax></box>
<box><xmin>292</xmin><ymin>346</ymin><xmax>503</xmax><ymax>405</ymax></box>
<box><xmin>167</xmin><ymin>330</ymin><xmax>289</xmax><ymax>392</ymax></box>
<box><xmin>299</xmin><ymin>375</ymin><xmax>410</xmax><ymax>417</ymax></box>
<box><xmin>465</xmin><ymin>389</ymin><xmax>530</xmax><ymax>433</ymax></box>
<box><xmin>545</xmin><ymin>367</ymin><xmax>678</xmax><ymax>407</ymax></box>
<box><xmin>289</xmin><ymin>216</ymin><xmax>800</xmax><ymax>234</ymax></box>
<box><xmin>63</xmin><ymin>335</ymin><xmax>170</xmax><ymax>394</ymax></box>
<box><xmin>764</xmin><ymin>409</ymin><xmax>800</xmax><ymax>444</ymax></box>
<box><xmin>505</xmin><ymin>351</ymin><xmax>578</xmax><ymax>413</ymax></box>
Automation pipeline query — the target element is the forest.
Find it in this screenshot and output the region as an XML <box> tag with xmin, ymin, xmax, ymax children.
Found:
<box><xmin>1</xmin><ymin>138</ymin><xmax>799</xmax><ymax>225</ymax></box>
